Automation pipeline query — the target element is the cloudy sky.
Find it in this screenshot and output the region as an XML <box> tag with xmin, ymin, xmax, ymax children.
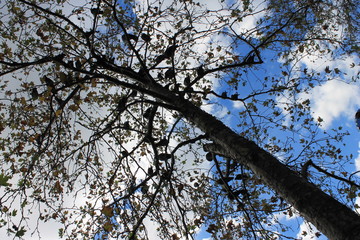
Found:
<box><xmin>1</xmin><ymin>0</ymin><xmax>359</xmax><ymax>239</ymax></box>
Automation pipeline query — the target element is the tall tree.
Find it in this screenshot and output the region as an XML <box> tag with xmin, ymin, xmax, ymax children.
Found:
<box><xmin>0</xmin><ymin>0</ymin><xmax>359</xmax><ymax>239</ymax></box>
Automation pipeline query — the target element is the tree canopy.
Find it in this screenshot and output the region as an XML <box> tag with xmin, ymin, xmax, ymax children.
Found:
<box><xmin>0</xmin><ymin>0</ymin><xmax>359</xmax><ymax>239</ymax></box>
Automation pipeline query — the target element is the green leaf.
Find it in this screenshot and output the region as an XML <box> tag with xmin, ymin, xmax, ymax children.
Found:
<box><xmin>0</xmin><ymin>174</ymin><xmax>11</xmax><ymax>187</ymax></box>
<box><xmin>11</xmin><ymin>209</ymin><xmax>17</xmax><ymax>216</ymax></box>
<box><xmin>15</xmin><ymin>227</ymin><xmax>26</xmax><ymax>237</ymax></box>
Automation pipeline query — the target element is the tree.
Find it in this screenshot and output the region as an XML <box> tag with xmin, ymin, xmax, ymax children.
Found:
<box><xmin>0</xmin><ymin>0</ymin><xmax>359</xmax><ymax>239</ymax></box>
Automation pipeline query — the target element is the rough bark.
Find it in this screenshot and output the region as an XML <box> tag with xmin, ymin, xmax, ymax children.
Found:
<box><xmin>150</xmin><ymin>83</ymin><xmax>360</xmax><ymax>240</ymax></box>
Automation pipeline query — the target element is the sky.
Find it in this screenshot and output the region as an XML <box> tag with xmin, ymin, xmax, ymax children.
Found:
<box><xmin>0</xmin><ymin>0</ymin><xmax>359</xmax><ymax>239</ymax></box>
<box><xmin>133</xmin><ymin>0</ymin><xmax>360</xmax><ymax>239</ymax></box>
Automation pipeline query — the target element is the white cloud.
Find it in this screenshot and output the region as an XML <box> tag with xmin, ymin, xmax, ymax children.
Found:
<box><xmin>296</xmin><ymin>221</ymin><xmax>323</xmax><ymax>240</ymax></box>
<box><xmin>278</xmin><ymin>25</ymin><xmax>360</xmax><ymax>130</ymax></box>
<box><xmin>299</xmin><ymin>80</ymin><xmax>360</xmax><ymax>129</ymax></box>
<box><xmin>299</xmin><ymin>51</ymin><xmax>359</xmax><ymax>79</ymax></box>
<box><xmin>233</xmin><ymin>100</ymin><xmax>244</xmax><ymax>109</ymax></box>
<box><xmin>355</xmin><ymin>142</ymin><xmax>360</xmax><ymax>173</ymax></box>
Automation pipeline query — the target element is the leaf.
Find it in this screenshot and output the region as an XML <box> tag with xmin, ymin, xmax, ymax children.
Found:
<box><xmin>206</xmin><ymin>224</ymin><xmax>218</xmax><ymax>233</ymax></box>
<box><xmin>141</xmin><ymin>184</ymin><xmax>149</xmax><ymax>194</ymax></box>
<box><xmin>20</xmin><ymin>97</ymin><xmax>26</xmax><ymax>105</ymax></box>
<box><xmin>68</xmin><ymin>104</ymin><xmax>79</xmax><ymax>111</ymax></box>
<box><xmin>298</xmin><ymin>45</ymin><xmax>304</xmax><ymax>53</ymax></box>
<box><xmin>101</xmin><ymin>206</ymin><xmax>114</xmax><ymax>218</ymax></box>
<box><xmin>234</xmin><ymin>174</ymin><xmax>248</xmax><ymax>180</ymax></box>
<box><xmin>15</xmin><ymin>227</ymin><xmax>26</xmax><ymax>237</ymax></box>
<box><xmin>141</xmin><ymin>33</ymin><xmax>151</xmax><ymax>42</ymax></box>
<box><xmin>59</xmin><ymin>72</ymin><xmax>67</xmax><ymax>82</ymax></box>
<box><xmin>103</xmin><ymin>221</ymin><xmax>113</xmax><ymax>232</ymax></box>
<box><xmin>325</xmin><ymin>66</ymin><xmax>331</xmax><ymax>73</ymax></box>
<box><xmin>58</xmin><ymin>228</ymin><xmax>64</xmax><ymax>238</ymax></box>
<box><xmin>11</xmin><ymin>209</ymin><xmax>17</xmax><ymax>216</ymax></box>
<box><xmin>53</xmin><ymin>180</ymin><xmax>63</xmax><ymax>193</ymax></box>
<box><xmin>171</xmin><ymin>233</ymin><xmax>180</xmax><ymax>240</ymax></box>
<box><xmin>55</xmin><ymin>109</ymin><xmax>62</xmax><ymax>117</ymax></box>
<box><xmin>0</xmin><ymin>174</ymin><xmax>11</xmax><ymax>187</ymax></box>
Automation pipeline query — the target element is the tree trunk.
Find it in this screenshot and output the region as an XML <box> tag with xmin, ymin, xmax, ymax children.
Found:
<box><xmin>151</xmin><ymin>83</ymin><xmax>360</xmax><ymax>240</ymax></box>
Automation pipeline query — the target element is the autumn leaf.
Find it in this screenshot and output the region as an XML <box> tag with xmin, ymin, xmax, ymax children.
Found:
<box><xmin>101</xmin><ymin>206</ymin><xmax>114</xmax><ymax>218</ymax></box>
<box><xmin>53</xmin><ymin>180</ymin><xmax>63</xmax><ymax>194</ymax></box>
<box><xmin>103</xmin><ymin>221</ymin><xmax>113</xmax><ymax>232</ymax></box>
<box><xmin>68</xmin><ymin>104</ymin><xmax>79</xmax><ymax>111</ymax></box>
<box><xmin>55</xmin><ymin>109</ymin><xmax>62</xmax><ymax>117</ymax></box>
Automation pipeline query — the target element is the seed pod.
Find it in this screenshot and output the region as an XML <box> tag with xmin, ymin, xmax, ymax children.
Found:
<box><xmin>90</xmin><ymin>8</ymin><xmax>104</xmax><ymax>15</ymax></box>
<box><xmin>206</xmin><ymin>152</ymin><xmax>213</xmax><ymax>161</ymax></box>
<box><xmin>157</xmin><ymin>72</ymin><xmax>164</xmax><ymax>80</ymax></box>
<box><xmin>163</xmin><ymin>45</ymin><xmax>177</xmax><ymax>59</ymax></box>
<box><xmin>141</xmin><ymin>33</ymin><xmax>151</xmax><ymax>42</ymax></box>
<box><xmin>196</xmin><ymin>65</ymin><xmax>205</xmax><ymax>77</ymax></box>
<box><xmin>44</xmin><ymin>76</ymin><xmax>55</xmax><ymax>88</ymax></box>
<box><xmin>165</xmin><ymin>68</ymin><xmax>175</xmax><ymax>79</ymax></box>
<box><xmin>31</xmin><ymin>88</ymin><xmax>39</xmax><ymax>100</ymax></box>
<box><xmin>158</xmin><ymin>153</ymin><xmax>172</xmax><ymax>161</ymax></box>
<box><xmin>156</xmin><ymin>138</ymin><xmax>168</xmax><ymax>147</ymax></box>
<box><xmin>75</xmin><ymin>60</ymin><xmax>82</xmax><ymax>69</ymax></box>
<box><xmin>141</xmin><ymin>184</ymin><xmax>149</xmax><ymax>194</ymax></box>
<box><xmin>143</xmin><ymin>107</ymin><xmax>152</xmax><ymax>119</ymax></box>
<box><xmin>122</xmin><ymin>33</ymin><xmax>138</xmax><ymax>43</ymax></box>
<box><xmin>231</xmin><ymin>94</ymin><xmax>239</xmax><ymax>100</ymax></box>
<box><xmin>123</xmin><ymin>121</ymin><xmax>130</xmax><ymax>129</ymax></box>
<box><xmin>184</xmin><ymin>76</ymin><xmax>191</xmax><ymax>86</ymax></box>
<box><xmin>117</xmin><ymin>97</ymin><xmax>127</xmax><ymax>113</ymax></box>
